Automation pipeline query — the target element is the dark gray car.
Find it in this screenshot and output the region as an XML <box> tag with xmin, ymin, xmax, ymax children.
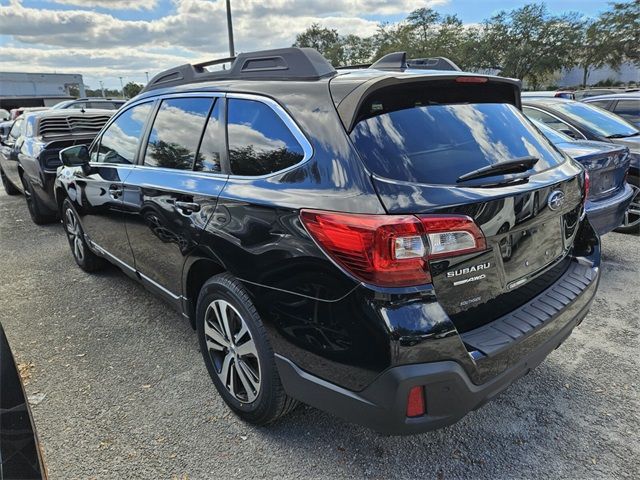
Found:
<box><xmin>583</xmin><ymin>93</ymin><xmax>640</xmax><ymax>128</ymax></box>
<box><xmin>523</xmin><ymin>98</ymin><xmax>640</xmax><ymax>233</ymax></box>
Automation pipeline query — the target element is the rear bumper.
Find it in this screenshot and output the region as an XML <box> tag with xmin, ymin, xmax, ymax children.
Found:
<box><xmin>586</xmin><ymin>183</ymin><xmax>634</xmax><ymax>235</ymax></box>
<box><xmin>276</xmin><ymin>260</ymin><xmax>599</xmax><ymax>435</ymax></box>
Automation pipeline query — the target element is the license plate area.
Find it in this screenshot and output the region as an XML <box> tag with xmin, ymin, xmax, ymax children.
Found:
<box><xmin>592</xmin><ymin>171</ymin><xmax>616</xmax><ymax>196</ymax></box>
<box><xmin>499</xmin><ymin>217</ymin><xmax>564</xmax><ymax>285</ymax></box>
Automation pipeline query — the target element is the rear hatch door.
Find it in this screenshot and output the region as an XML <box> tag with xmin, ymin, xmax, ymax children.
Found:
<box><xmin>346</xmin><ymin>77</ymin><xmax>586</xmax><ymax>331</ymax></box>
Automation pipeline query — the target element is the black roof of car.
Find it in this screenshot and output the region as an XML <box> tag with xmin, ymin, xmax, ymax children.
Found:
<box><xmin>68</xmin><ymin>97</ymin><xmax>125</xmax><ymax>102</ymax></box>
<box><xmin>522</xmin><ymin>97</ymin><xmax>575</xmax><ymax>106</ymax></box>
<box><xmin>138</xmin><ymin>47</ymin><xmax>522</xmax><ymax>132</ymax></box>
<box><xmin>141</xmin><ymin>47</ymin><xmax>519</xmax><ymax>94</ymax></box>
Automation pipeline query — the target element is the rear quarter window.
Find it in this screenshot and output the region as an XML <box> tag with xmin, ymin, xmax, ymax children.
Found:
<box><xmin>613</xmin><ymin>99</ymin><xmax>640</xmax><ymax>125</ymax></box>
<box><xmin>227</xmin><ymin>98</ymin><xmax>305</xmax><ymax>176</ymax></box>
<box><xmin>350</xmin><ymin>103</ymin><xmax>565</xmax><ymax>185</ymax></box>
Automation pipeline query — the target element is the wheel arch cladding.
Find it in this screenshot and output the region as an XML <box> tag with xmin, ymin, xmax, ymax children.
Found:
<box><xmin>185</xmin><ymin>258</ymin><xmax>226</xmax><ymax>328</ymax></box>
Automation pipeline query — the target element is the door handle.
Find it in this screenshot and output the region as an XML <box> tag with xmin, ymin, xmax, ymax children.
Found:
<box><xmin>108</xmin><ymin>185</ymin><xmax>122</xmax><ymax>198</ymax></box>
<box><xmin>175</xmin><ymin>201</ymin><xmax>201</xmax><ymax>214</ymax></box>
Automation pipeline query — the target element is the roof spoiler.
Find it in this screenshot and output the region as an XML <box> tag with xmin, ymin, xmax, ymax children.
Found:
<box><xmin>141</xmin><ymin>47</ymin><xmax>337</xmax><ymax>93</ymax></box>
<box><xmin>335</xmin><ymin>74</ymin><xmax>522</xmax><ymax>132</ymax></box>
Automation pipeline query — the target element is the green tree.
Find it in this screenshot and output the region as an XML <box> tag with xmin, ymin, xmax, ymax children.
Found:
<box><xmin>293</xmin><ymin>24</ymin><xmax>343</xmax><ymax>65</ymax></box>
<box><xmin>576</xmin><ymin>19</ymin><xmax>613</xmax><ymax>87</ymax></box>
<box><xmin>341</xmin><ymin>34</ymin><xmax>374</xmax><ymax>65</ymax></box>
<box><xmin>123</xmin><ymin>81</ymin><xmax>143</xmax><ymax>99</ymax></box>
<box><xmin>599</xmin><ymin>1</ymin><xmax>640</xmax><ymax>65</ymax></box>
<box><xmin>372</xmin><ymin>22</ymin><xmax>414</xmax><ymax>58</ymax></box>
<box><xmin>406</xmin><ymin>7</ymin><xmax>439</xmax><ymax>47</ymax></box>
<box><xmin>475</xmin><ymin>4</ymin><xmax>583</xmax><ymax>88</ymax></box>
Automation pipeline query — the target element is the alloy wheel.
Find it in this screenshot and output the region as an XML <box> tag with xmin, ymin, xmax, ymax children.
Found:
<box><xmin>204</xmin><ymin>299</ymin><xmax>261</xmax><ymax>403</ymax></box>
<box><xmin>621</xmin><ymin>184</ymin><xmax>640</xmax><ymax>230</ymax></box>
<box><xmin>65</xmin><ymin>207</ymin><xmax>85</xmax><ymax>262</ymax></box>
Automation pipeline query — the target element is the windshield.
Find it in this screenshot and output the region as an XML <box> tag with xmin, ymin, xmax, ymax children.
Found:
<box><xmin>8</xmin><ymin>118</ymin><xmax>23</xmax><ymax>139</ymax></box>
<box><xmin>552</xmin><ymin>101</ymin><xmax>639</xmax><ymax>138</ymax></box>
<box><xmin>530</xmin><ymin>118</ymin><xmax>573</xmax><ymax>144</ymax></box>
<box><xmin>350</xmin><ymin>103</ymin><xmax>565</xmax><ymax>185</ymax></box>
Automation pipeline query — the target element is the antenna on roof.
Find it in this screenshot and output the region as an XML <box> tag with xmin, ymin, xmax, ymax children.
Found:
<box><xmin>370</xmin><ymin>52</ymin><xmax>407</xmax><ymax>71</ymax></box>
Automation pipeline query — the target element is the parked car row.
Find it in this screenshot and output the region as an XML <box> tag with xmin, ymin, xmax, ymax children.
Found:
<box><xmin>0</xmin><ymin>48</ymin><xmax>632</xmax><ymax>436</ymax></box>
<box><xmin>0</xmin><ymin>109</ymin><xmax>114</xmax><ymax>223</ymax></box>
<box><xmin>522</xmin><ymin>87</ymin><xmax>639</xmax><ymax>101</ymax></box>
<box><xmin>522</xmin><ymin>97</ymin><xmax>640</xmax><ymax>233</ymax></box>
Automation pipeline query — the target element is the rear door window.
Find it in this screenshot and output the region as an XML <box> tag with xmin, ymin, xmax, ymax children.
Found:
<box><xmin>143</xmin><ymin>97</ymin><xmax>213</xmax><ymax>170</ymax></box>
<box><xmin>613</xmin><ymin>100</ymin><xmax>640</xmax><ymax>125</ymax></box>
<box><xmin>586</xmin><ymin>99</ymin><xmax>612</xmax><ymax>110</ymax></box>
<box><xmin>351</xmin><ymin>103</ymin><xmax>565</xmax><ymax>185</ymax></box>
<box><xmin>97</xmin><ymin>102</ymin><xmax>153</xmax><ymax>164</ymax></box>
<box><xmin>227</xmin><ymin>99</ymin><xmax>304</xmax><ymax>176</ymax></box>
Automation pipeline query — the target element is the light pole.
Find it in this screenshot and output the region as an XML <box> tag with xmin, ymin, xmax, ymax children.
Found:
<box><xmin>119</xmin><ymin>76</ymin><xmax>125</xmax><ymax>99</ymax></box>
<box><xmin>226</xmin><ymin>0</ymin><xmax>235</xmax><ymax>57</ymax></box>
<box><xmin>145</xmin><ymin>71</ymin><xmax>149</xmax><ymax>83</ymax></box>
<box><xmin>99</xmin><ymin>80</ymin><xmax>105</xmax><ymax>98</ymax></box>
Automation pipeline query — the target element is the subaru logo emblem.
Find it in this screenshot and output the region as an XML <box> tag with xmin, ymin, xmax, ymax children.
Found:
<box><xmin>547</xmin><ymin>190</ymin><xmax>565</xmax><ymax>211</ymax></box>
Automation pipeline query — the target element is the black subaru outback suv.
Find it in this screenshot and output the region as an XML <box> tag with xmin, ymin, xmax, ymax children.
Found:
<box><xmin>55</xmin><ymin>48</ymin><xmax>599</xmax><ymax>435</ymax></box>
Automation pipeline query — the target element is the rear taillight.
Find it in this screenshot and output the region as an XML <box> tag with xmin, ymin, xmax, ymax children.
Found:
<box><xmin>300</xmin><ymin>210</ymin><xmax>486</xmax><ymax>287</ymax></box>
<box><xmin>583</xmin><ymin>170</ymin><xmax>590</xmax><ymax>205</ymax></box>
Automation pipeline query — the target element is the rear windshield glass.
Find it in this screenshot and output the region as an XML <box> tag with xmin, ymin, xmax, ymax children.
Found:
<box><xmin>552</xmin><ymin>101</ymin><xmax>639</xmax><ymax>138</ymax></box>
<box><xmin>350</xmin><ymin>103</ymin><xmax>565</xmax><ymax>185</ymax></box>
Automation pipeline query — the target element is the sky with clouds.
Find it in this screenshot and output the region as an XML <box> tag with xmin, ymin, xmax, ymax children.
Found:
<box><xmin>0</xmin><ymin>0</ymin><xmax>614</xmax><ymax>90</ymax></box>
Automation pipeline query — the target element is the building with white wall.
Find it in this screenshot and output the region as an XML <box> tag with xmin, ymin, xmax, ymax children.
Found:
<box><xmin>0</xmin><ymin>72</ymin><xmax>86</xmax><ymax>110</ymax></box>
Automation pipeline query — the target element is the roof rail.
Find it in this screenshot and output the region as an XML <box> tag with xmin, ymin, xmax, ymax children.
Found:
<box><xmin>407</xmin><ymin>57</ymin><xmax>461</xmax><ymax>71</ymax></box>
<box><xmin>141</xmin><ymin>47</ymin><xmax>337</xmax><ymax>93</ymax></box>
<box><xmin>334</xmin><ymin>63</ymin><xmax>371</xmax><ymax>70</ymax></box>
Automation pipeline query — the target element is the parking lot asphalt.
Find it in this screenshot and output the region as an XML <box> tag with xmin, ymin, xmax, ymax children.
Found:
<box><xmin>0</xmin><ymin>188</ymin><xmax>639</xmax><ymax>480</ymax></box>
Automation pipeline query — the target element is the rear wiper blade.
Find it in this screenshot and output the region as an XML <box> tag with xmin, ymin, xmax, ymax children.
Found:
<box><xmin>457</xmin><ymin>156</ymin><xmax>539</xmax><ymax>183</ymax></box>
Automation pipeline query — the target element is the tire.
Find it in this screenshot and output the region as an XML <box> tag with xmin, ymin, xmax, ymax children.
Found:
<box><xmin>196</xmin><ymin>273</ymin><xmax>298</xmax><ymax>425</ymax></box>
<box><xmin>0</xmin><ymin>167</ymin><xmax>20</xmax><ymax>195</ymax></box>
<box><xmin>614</xmin><ymin>182</ymin><xmax>640</xmax><ymax>234</ymax></box>
<box><xmin>20</xmin><ymin>174</ymin><xmax>56</xmax><ymax>225</ymax></box>
<box><xmin>61</xmin><ymin>198</ymin><xmax>106</xmax><ymax>272</ymax></box>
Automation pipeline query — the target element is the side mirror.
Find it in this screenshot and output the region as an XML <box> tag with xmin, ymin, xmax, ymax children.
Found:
<box><xmin>60</xmin><ymin>145</ymin><xmax>90</xmax><ymax>167</ymax></box>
